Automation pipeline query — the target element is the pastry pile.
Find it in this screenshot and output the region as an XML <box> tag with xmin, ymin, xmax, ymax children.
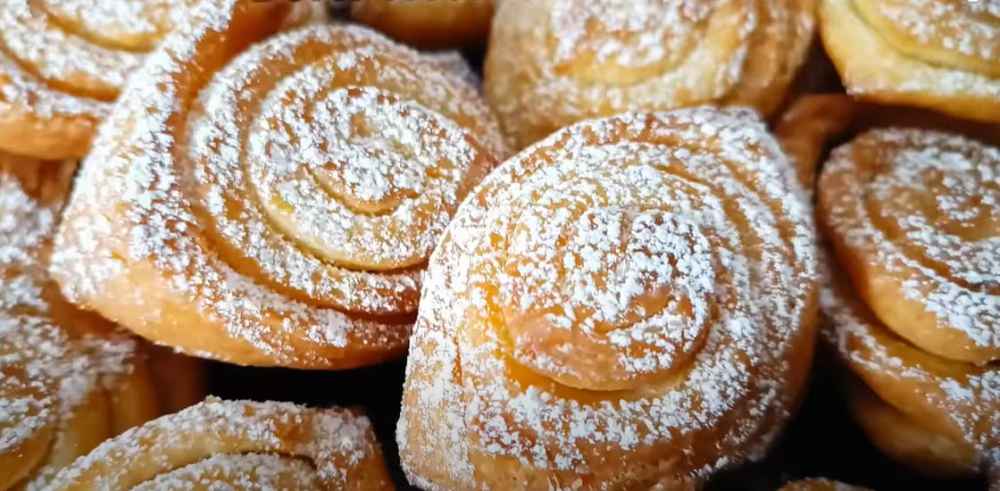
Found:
<box><xmin>0</xmin><ymin>0</ymin><xmax>995</xmax><ymax>489</ymax></box>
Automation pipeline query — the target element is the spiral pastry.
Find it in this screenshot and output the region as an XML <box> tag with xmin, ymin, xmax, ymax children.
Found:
<box><xmin>821</xmin><ymin>274</ymin><xmax>998</xmax><ymax>479</ymax></box>
<box><xmin>351</xmin><ymin>0</ymin><xmax>494</xmax><ymax>49</ymax></box>
<box><xmin>484</xmin><ymin>0</ymin><xmax>817</xmax><ymax>149</ymax></box>
<box><xmin>0</xmin><ymin>0</ymin><xmax>318</xmax><ymax>160</ymax></box>
<box><xmin>818</xmin><ymin>129</ymin><xmax>999</xmax><ymax>365</ymax></box>
<box><xmin>47</xmin><ymin>398</ymin><xmax>394</xmax><ymax>490</ymax></box>
<box><xmin>397</xmin><ymin>107</ymin><xmax>819</xmax><ymax>489</ymax></box>
<box><xmin>0</xmin><ymin>155</ymin><xmax>193</xmax><ymax>490</ymax></box>
<box><xmin>819</xmin><ymin>0</ymin><xmax>1000</xmax><ymax>123</ymax></box>
<box><xmin>49</xmin><ymin>2</ymin><xmax>507</xmax><ymax>369</ymax></box>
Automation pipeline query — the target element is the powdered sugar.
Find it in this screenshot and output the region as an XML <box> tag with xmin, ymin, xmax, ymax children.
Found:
<box><xmin>859</xmin><ymin>0</ymin><xmax>999</xmax><ymax>64</ymax></box>
<box><xmin>48</xmin><ymin>398</ymin><xmax>388</xmax><ymax>489</ymax></box>
<box><xmin>50</xmin><ymin>3</ymin><xmax>506</xmax><ymax>367</ymax></box>
<box><xmin>822</xmin><ymin>129</ymin><xmax>999</xmax><ymax>351</ymax></box>
<box><xmin>399</xmin><ymin>108</ymin><xmax>818</xmax><ymax>488</ymax></box>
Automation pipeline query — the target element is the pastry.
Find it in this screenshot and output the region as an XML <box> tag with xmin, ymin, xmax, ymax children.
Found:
<box><xmin>350</xmin><ymin>0</ymin><xmax>493</xmax><ymax>49</ymax></box>
<box><xmin>47</xmin><ymin>398</ymin><xmax>394</xmax><ymax>490</ymax></box>
<box><xmin>818</xmin><ymin>128</ymin><xmax>999</xmax><ymax>364</ymax></box>
<box><xmin>485</xmin><ymin>0</ymin><xmax>817</xmax><ymax>148</ymax></box>
<box><xmin>819</xmin><ymin>0</ymin><xmax>1000</xmax><ymax>124</ymax></box>
<box><xmin>0</xmin><ymin>155</ymin><xmax>199</xmax><ymax>490</ymax></box>
<box><xmin>397</xmin><ymin>108</ymin><xmax>819</xmax><ymax>489</ymax></box>
<box><xmin>49</xmin><ymin>2</ymin><xmax>508</xmax><ymax>369</ymax></box>
<box><xmin>0</xmin><ymin>0</ymin><xmax>325</xmax><ymax>160</ymax></box>
<box><xmin>779</xmin><ymin>478</ymin><xmax>873</xmax><ymax>491</ymax></box>
<box><xmin>775</xmin><ymin>94</ymin><xmax>856</xmax><ymax>193</ymax></box>
<box><xmin>821</xmin><ymin>274</ymin><xmax>998</xmax><ymax>479</ymax></box>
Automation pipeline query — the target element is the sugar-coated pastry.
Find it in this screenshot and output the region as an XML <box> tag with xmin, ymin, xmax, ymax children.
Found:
<box><xmin>350</xmin><ymin>0</ymin><xmax>493</xmax><ymax>49</ymax></box>
<box><xmin>821</xmin><ymin>273</ymin><xmax>998</xmax><ymax>480</ymax></box>
<box><xmin>0</xmin><ymin>155</ymin><xmax>201</xmax><ymax>490</ymax></box>
<box><xmin>818</xmin><ymin>128</ymin><xmax>999</xmax><ymax>364</ymax></box>
<box><xmin>779</xmin><ymin>478</ymin><xmax>873</xmax><ymax>491</ymax></box>
<box><xmin>47</xmin><ymin>398</ymin><xmax>394</xmax><ymax>490</ymax></box>
<box><xmin>398</xmin><ymin>108</ymin><xmax>819</xmax><ymax>489</ymax></box>
<box><xmin>49</xmin><ymin>1</ymin><xmax>507</xmax><ymax>369</ymax></box>
<box><xmin>485</xmin><ymin>0</ymin><xmax>817</xmax><ymax>148</ymax></box>
<box><xmin>775</xmin><ymin>94</ymin><xmax>857</xmax><ymax>193</ymax></box>
<box><xmin>0</xmin><ymin>0</ymin><xmax>321</xmax><ymax>160</ymax></box>
<box><xmin>819</xmin><ymin>0</ymin><xmax>1000</xmax><ymax>123</ymax></box>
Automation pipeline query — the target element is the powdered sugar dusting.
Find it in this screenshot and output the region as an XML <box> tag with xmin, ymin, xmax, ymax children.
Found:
<box><xmin>48</xmin><ymin>398</ymin><xmax>390</xmax><ymax>489</ymax></box>
<box><xmin>50</xmin><ymin>3</ymin><xmax>507</xmax><ymax>367</ymax></box>
<box><xmin>821</xmin><ymin>129</ymin><xmax>999</xmax><ymax>352</ymax></box>
<box><xmin>0</xmin><ymin>159</ymin><xmax>137</xmax><ymax>487</ymax></box>
<box><xmin>398</xmin><ymin>107</ymin><xmax>819</xmax><ymax>488</ymax></box>
<box><xmin>860</xmin><ymin>0</ymin><xmax>999</xmax><ymax>65</ymax></box>
<box><xmin>485</xmin><ymin>0</ymin><xmax>816</xmax><ymax>147</ymax></box>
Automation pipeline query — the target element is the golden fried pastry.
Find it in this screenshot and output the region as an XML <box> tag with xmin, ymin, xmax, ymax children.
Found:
<box><xmin>819</xmin><ymin>0</ymin><xmax>1000</xmax><ymax>123</ymax></box>
<box><xmin>818</xmin><ymin>128</ymin><xmax>999</xmax><ymax>364</ymax></box>
<box><xmin>49</xmin><ymin>2</ymin><xmax>507</xmax><ymax>369</ymax></box>
<box><xmin>775</xmin><ymin>94</ymin><xmax>857</xmax><ymax>192</ymax></box>
<box><xmin>780</xmin><ymin>478</ymin><xmax>873</xmax><ymax>491</ymax></box>
<box><xmin>821</xmin><ymin>273</ymin><xmax>998</xmax><ymax>480</ymax></box>
<box><xmin>0</xmin><ymin>0</ymin><xmax>322</xmax><ymax>160</ymax></box>
<box><xmin>398</xmin><ymin>108</ymin><xmax>819</xmax><ymax>489</ymax></box>
<box><xmin>47</xmin><ymin>398</ymin><xmax>394</xmax><ymax>490</ymax></box>
<box><xmin>350</xmin><ymin>0</ymin><xmax>493</xmax><ymax>49</ymax></box>
<box><xmin>485</xmin><ymin>0</ymin><xmax>818</xmax><ymax>148</ymax></box>
<box><xmin>0</xmin><ymin>155</ymin><xmax>200</xmax><ymax>490</ymax></box>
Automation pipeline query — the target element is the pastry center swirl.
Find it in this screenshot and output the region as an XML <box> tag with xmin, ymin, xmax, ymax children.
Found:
<box><xmin>498</xmin><ymin>151</ymin><xmax>721</xmax><ymax>391</ymax></box>
<box><xmin>40</xmin><ymin>0</ymin><xmax>188</xmax><ymax>51</ymax></box>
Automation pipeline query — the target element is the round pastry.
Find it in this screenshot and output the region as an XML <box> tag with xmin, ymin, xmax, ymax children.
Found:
<box><xmin>350</xmin><ymin>0</ymin><xmax>493</xmax><ymax>49</ymax></box>
<box><xmin>780</xmin><ymin>478</ymin><xmax>873</xmax><ymax>491</ymax></box>
<box><xmin>819</xmin><ymin>0</ymin><xmax>1000</xmax><ymax>124</ymax></box>
<box><xmin>49</xmin><ymin>2</ymin><xmax>507</xmax><ymax>369</ymax></box>
<box><xmin>775</xmin><ymin>94</ymin><xmax>857</xmax><ymax>193</ymax></box>
<box><xmin>0</xmin><ymin>155</ymin><xmax>195</xmax><ymax>490</ymax></box>
<box><xmin>821</xmin><ymin>273</ymin><xmax>998</xmax><ymax>479</ymax></box>
<box><xmin>818</xmin><ymin>128</ymin><xmax>999</xmax><ymax>364</ymax></box>
<box><xmin>397</xmin><ymin>107</ymin><xmax>819</xmax><ymax>489</ymax></box>
<box><xmin>485</xmin><ymin>0</ymin><xmax>818</xmax><ymax>149</ymax></box>
<box><xmin>0</xmin><ymin>0</ymin><xmax>322</xmax><ymax>160</ymax></box>
<box><xmin>47</xmin><ymin>398</ymin><xmax>394</xmax><ymax>490</ymax></box>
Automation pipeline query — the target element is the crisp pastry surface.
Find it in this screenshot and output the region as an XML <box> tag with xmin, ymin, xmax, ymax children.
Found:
<box><xmin>49</xmin><ymin>1</ymin><xmax>507</xmax><ymax>369</ymax></box>
<box><xmin>818</xmin><ymin>128</ymin><xmax>999</xmax><ymax>364</ymax></box>
<box><xmin>820</xmin><ymin>273</ymin><xmax>999</xmax><ymax>476</ymax></box>
<box><xmin>351</xmin><ymin>0</ymin><xmax>493</xmax><ymax>49</ymax></box>
<box><xmin>398</xmin><ymin>107</ymin><xmax>819</xmax><ymax>489</ymax></box>
<box><xmin>485</xmin><ymin>0</ymin><xmax>817</xmax><ymax>148</ymax></box>
<box><xmin>0</xmin><ymin>155</ymin><xmax>162</xmax><ymax>490</ymax></box>
<box><xmin>819</xmin><ymin>0</ymin><xmax>1000</xmax><ymax>123</ymax></box>
<box><xmin>47</xmin><ymin>397</ymin><xmax>395</xmax><ymax>490</ymax></box>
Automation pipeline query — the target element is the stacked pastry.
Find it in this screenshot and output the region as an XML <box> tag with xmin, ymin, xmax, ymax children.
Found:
<box><xmin>818</xmin><ymin>128</ymin><xmax>999</xmax><ymax>480</ymax></box>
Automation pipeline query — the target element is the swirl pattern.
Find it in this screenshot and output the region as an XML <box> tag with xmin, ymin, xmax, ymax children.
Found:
<box><xmin>485</xmin><ymin>0</ymin><xmax>817</xmax><ymax>148</ymax></box>
<box><xmin>50</xmin><ymin>1</ymin><xmax>507</xmax><ymax>368</ymax></box>
<box><xmin>819</xmin><ymin>0</ymin><xmax>1000</xmax><ymax>123</ymax></box>
<box><xmin>398</xmin><ymin>108</ymin><xmax>819</xmax><ymax>489</ymax></box>
<box><xmin>47</xmin><ymin>398</ymin><xmax>394</xmax><ymax>490</ymax></box>
<box><xmin>819</xmin><ymin>129</ymin><xmax>999</xmax><ymax>364</ymax></box>
<box><xmin>0</xmin><ymin>156</ymin><xmax>164</xmax><ymax>490</ymax></box>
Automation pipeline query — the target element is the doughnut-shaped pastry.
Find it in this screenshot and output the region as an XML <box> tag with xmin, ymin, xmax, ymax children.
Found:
<box><xmin>819</xmin><ymin>128</ymin><xmax>999</xmax><ymax>364</ymax></box>
<box><xmin>0</xmin><ymin>0</ymin><xmax>320</xmax><ymax>160</ymax></box>
<box><xmin>821</xmin><ymin>275</ymin><xmax>998</xmax><ymax>480</ymax></box>
<box><xmin>0</xmin><ymin>155</ymin><xmax>200</xmax><ymax>490</ymax></box>
<box><xmin>47</xmin><ymin>398</ymin><xmax>394</xmax><ymax>490</ymax></box>
<box><xmin>397</xmin><ymin>108</ymin><xmax>819</xmax><ymax>489</ymax></box>
<box><xmin>819</xmin><ymin>0</ymin><xmax>1000</xmax><ymax>123</ymax></box>
<box><xmin>49</xmin><ymin>2</ymin><xmax>507</xmax><ymax>369</ymax></box>
<box><xmin>779</xmin><ymin>479</ymin><xmax>873</xmax><ymax>491</ymax></box>
<box><xmin>350</xmin><ymin>0</ymin><xmax>493</xmax><ymax>49</ymax></box>
<box><xmin>485</xmin><ymin>0</ymin><xmax>817</xmax><ymax>149</ymax></box>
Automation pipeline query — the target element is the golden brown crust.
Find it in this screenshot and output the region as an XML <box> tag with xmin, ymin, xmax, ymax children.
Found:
<box><xmin>485</xmin><ymin>0</ymin><xmax>817</xmax><ymax>149</ymax></box>
<box><xmin>819</xmin><ymin>0</ymin><xmax>1000</xmax><ymax>123</ymax></box>
<box><xmin>47</xmin><ymin>398</ymin><xmax>395</xmax><ymax>491</ymax></box>
<box><xmin>48</xmin><ymin>3</ymin><xmax>507</xmax><ymax>368</ymax></box>
<box><xmin>398</xmin><ymin>108</ymin><xmax>819</xmax><ymax>489</ymax></box>
<box><xmin>779</xmin><ymin>478</ymin><xmax>873</xmax><ymax>491</ymax></box>
<box><xmin>351</xmin><ymin>0</ymin><xmax>493</xmax><ymax>49</ymax></box>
